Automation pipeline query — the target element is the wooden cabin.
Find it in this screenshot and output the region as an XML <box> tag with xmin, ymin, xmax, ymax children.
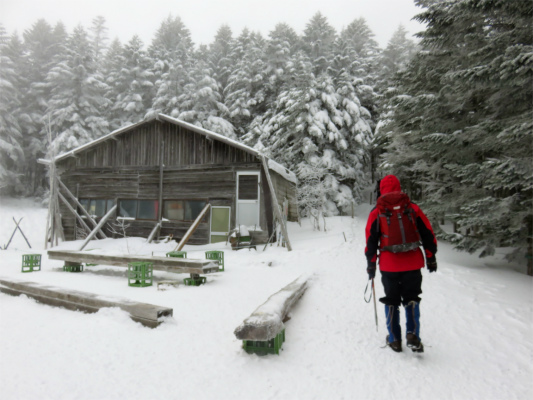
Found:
<box><xmin>52</xmin><ymin>114</ymin><xmax>298</xmax><ymax>245</ymax></box>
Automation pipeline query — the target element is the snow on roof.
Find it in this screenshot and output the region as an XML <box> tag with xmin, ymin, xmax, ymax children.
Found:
<box><xmin>51</xmin><ymin>114</ymin><xmax>297</xmax><ymax>183</ymax></box>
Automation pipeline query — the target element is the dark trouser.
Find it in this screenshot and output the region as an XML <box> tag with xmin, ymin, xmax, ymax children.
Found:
<box><xmin>380</xmin><ymin>269</ymin><xmax>423</xmax><ymax>342</ymax></box>
<box><xmin>379</xmin><ymin>269</ymin><xmax>422</xmax><ymax>306</ymax></box>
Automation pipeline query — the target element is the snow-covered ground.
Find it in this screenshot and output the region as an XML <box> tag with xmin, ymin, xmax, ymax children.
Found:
<box><xmin>0</xmin><ymin>197</ymin><xmax>531</xmax><ymax>400</ymax></box>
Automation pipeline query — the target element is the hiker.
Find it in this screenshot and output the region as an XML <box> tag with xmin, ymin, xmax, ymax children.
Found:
<box><xmin>364</xmin><ymin>174</ymin><xmax>437</xmax><ymax>353</ymax></box>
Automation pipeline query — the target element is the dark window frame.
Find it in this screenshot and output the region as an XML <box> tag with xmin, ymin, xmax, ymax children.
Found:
<box><xmin>163</xmin><ymin>199</ymin><xmax>208</xmax><ymax>222</ymax></box>
<box><xmin>79</xmin><ymin>198</ymin><xmax>115</xmax><ymax>218</ymax></box>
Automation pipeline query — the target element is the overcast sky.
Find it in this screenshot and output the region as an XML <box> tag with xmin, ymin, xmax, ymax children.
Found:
<box><xmin>0</xmin><ymin>0</ymin><xmax>424</xmax><ymax>48</ymax></box>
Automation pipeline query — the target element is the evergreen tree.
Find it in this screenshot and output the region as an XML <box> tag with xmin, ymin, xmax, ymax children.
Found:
<box><xmin>90</xmin><ymin>16</ymin><xmax>109</xmax><ymax>67</ymax></box>
<box><xmin>178</xmin><ymin>58</ymin><xmax>235</xmax><ymax>139</ymax></box>
<box><xmin>147</xmin><ymin>15</ymin><xmax>194</xmax><ymax>118</ymax></box>
<box><xmin>225</xmin><ymin>29</ymin><xmax>267</xmax><ymax>137</ymax></box>
<box><xmin>209</xmin><ymin>25</ymin><xmax>233</xmax><ymax>103</ymax></box>
<box><xmin>102</xmin><ymin>38</ymin><xmax>125</xmax><ymax>129</ymax></box>
<box><xmin>45</xmin><ymin>25</ymin><xmax>109</xmax><ymax>153</ymax></box>
<box><xmin>21</xmin><ymin>20</ymin><xmax>66</xmax><ymax>194</ymax></box>
<box><xmin>382</xmin><ymin>0</ymin><xmax>533</xmax><ymax>268</ymax></box>
<box><xmin>112</xmin><ymin>35</ymin><xmax>154</xmax><ymax>127</ymax></box>
<box><xmin>0</xmin><ymin>26</ymin><xmax>25</xmax><ymax>194</ymax></box>
<box><xmin>257</xmin><ymin>51</ymin><xmax>372</xmax><ymax>212</ymax></box>
<box><xmin>302</xmin><ymin>12</ymin><xmax>337</xmax><ymax>75</ymax></box>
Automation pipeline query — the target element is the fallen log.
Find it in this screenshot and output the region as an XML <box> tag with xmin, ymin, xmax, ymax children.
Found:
<box><xmin>234</xmin><ymin>275</ymin><xmax>309</xmax><ymax>341</ymax></box>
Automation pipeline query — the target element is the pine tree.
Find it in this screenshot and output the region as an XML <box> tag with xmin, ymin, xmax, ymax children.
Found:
<box><xmin>258</xmin><ymin>51</ymin><xmax>372</xmax><ymax>213</ymax></box>
<box><xmin>209</xmin><ymin>25</ymin><xmax>233</xmax><ymax>103</ymax></box>
<box><xmin>90</xmin><ymin>16</ymin><xmax>109</xmax><ymax>67</ymax></box>
<box><xmin>178</xmin><ymin>58</ymin><xmax>235</xmax><ymax>139</ymax></box>
<box><xmin>225</xmin><ymin>29</ymin><xmax>267</xmax><ymax>137</ymax></box>
<box><xmin>102</xmin><ymin>38</ymin><xmax>125</xmax><ymax>130</ymax></box>
<box><xmin>21</xmin><ymin>20</ymin><xmax>67</xmax><ymax>194</ymax></box>
<box><xmin>45</xmin><ymin>25</ymin><xmax>110</xmax><ymax>152</ymax></box>
<box><xmin>302</xmin><ymin>12</ymin><xmax>337</xmax><ymax>75</ymax></box>
<box><xmin>382</xmin><ymin>0</ymin><xmax>533</xmax><ymax>269</ymax></box>
<box><xmin>0</xmin><ymin>26</ymin><xmax>25</xmax><ymax>194</ymax></box>
<box><xmin>112</xmin><ymin>35</ymin><xmax>154</xmax><ymax>127</ymax></box>
<box><xmin>147</xmin><ymin>15</ymin><xmax>194</xmax><ymax>118</ymax></box>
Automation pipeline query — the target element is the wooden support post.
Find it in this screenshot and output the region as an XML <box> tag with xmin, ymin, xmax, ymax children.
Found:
<box><xmin>79</xmin><ymin>205</ymin><xmax>117</xmax><ymax>251</ymax></box>
<box><xmin>57</xmin><ymin>177</ymin><xmax>107</xmax><ymax>239</ymax></box>
<box><xmin>147</xmin><ymin>221</ymin><xmax>162</xmax><ymax>243</ymax></box>
<box><xmin>58</xmin><ymin>191</ymin><xmax>92</xmax><ymax>236</ymax></box>
<box><xmin>261</xmin><ymin>156</ymin><xmax>292</xmax><ymax>251</ymax></box>
<box><xmin>174</xmin><ymin>203</ymin><xmax>211</xmax><ymax>251</ymax></box>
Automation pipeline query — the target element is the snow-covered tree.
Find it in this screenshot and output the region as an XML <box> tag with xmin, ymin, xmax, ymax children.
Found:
<box><xmin>257</xmin><ymin>52</ymin><xmax>372</xmax><ymax>213</ymax></box>
<box><xmin>90</xmin><ymin>16</ymin><xmax>109</xmax><ymax>67</ymax></box>
<box><xmin>178</xmin><ymin>58</ymin><xmax>236</xmax><ymax>139</ymax></box>
<box><xmin>302</xmin><ymin>12</ymin><xmax>337</xmax><ymax>75</ymax></box>
<box><xmin>45</xmin><ymin>25</ymin><xmax>110</xmax><ymax>152</ymax></box>
<box><xmin>382</xmin><ymin>0</ymin><xmax>533</xmax><ymax>271</ymax></box>
<box><xmin>111</xmin><ymin>35</ymin><xmax>153</xmax><ymax>127</ymax></box>
<box><xmin>0</xmin><ymin>26</ymin><xmax>25</xmax><ymax>194</ymax></box>
<box><xmin>147</xmin><ymin>15</ymin><xmax>194</xmax><ymax>118</ymax></box>
<box><xmin>225</xmin><ymin>29</ymin><xmax>267</xmax><ymax>137</ymax></box>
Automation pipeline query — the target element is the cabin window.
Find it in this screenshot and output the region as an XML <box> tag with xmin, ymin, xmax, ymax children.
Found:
<box><xmin>79</xmin><ymin>198</ymin><xmax>114</xmax><ymax>218</ymax></box>
<box><xmin>118</xmin><ymin>200</ymin><xmax>137</xmax><ymax>219</ymax></box>
<box><xmin>163</xmin><ymin>200</ymin><xmax>207</xmax><ymax>221</ymax></box>
<box><xmin>118</xmin><ymin>199</ymin><xmax>159</xmax><ymax>220</ymax></box>
<box><xmin>138</xmin><ymin>200</ymin><xmax>158</xmax><ymax>220</ymax></box>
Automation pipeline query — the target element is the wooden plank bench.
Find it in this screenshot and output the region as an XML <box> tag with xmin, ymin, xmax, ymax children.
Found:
<box><xmin>0</xmin><ymin>278</ymin><xmax>173</xmax><ymax>328</ymax></box>
<box><xmin>234</xmin><ymin>275</ymin><xmax>309</xmax><ymax>354</ymax></box>
<box><xmin>47</xmin><ymin>250</ymin><xmax>220</xmax><ymax>283</ymax></box>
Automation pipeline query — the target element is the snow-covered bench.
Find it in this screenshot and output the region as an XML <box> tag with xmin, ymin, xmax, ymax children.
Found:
<box><xmin>234</xmin><ymin>275</ymin><xmax>309</xmax><ymax>354</ymax></box>
<box><xmin>48</xmin><ymin>250</ymin><xmax>220</xmax><ymax>284</ymax></box>
<box><xmin>0</xmin><ymin>278</ymin><xmax>173</xmax><ymax>328</ymax></box>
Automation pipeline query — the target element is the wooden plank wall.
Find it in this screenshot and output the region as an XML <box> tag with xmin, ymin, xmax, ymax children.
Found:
<box><xmin>269</xmin><ymin>170</ymin><xmax>298</xmax><ymax>222</ymax></box>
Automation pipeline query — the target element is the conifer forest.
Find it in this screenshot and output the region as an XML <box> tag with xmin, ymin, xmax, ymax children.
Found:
<box><xmin>0</xmin><ymin>1</ymin><xmax>531</xmax><ymax>270</ymax></box>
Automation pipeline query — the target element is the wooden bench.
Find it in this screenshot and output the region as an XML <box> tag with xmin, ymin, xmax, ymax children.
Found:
<box><xmin>0</xmin><ymin>278</ymin><xmax>173</xmax><ymax>328</ymax></box>
<box><xmin>47</xmin><ymin>250</ymin><xmax>220</xmax><ymax>284</ymax></box>
<box><xmin>234</xmin><ymin>275</ymin><xmax>308</xmax><ymax>354</ymax></box>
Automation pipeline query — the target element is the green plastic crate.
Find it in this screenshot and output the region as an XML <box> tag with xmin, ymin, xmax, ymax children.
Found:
<box><xmin>243</xmin><ymin>329</ymin><xmax>285</xmax><ymax>355</ymax></box>
<box><xmin>21</xmin><ymin>254</ymin><xmax>41</xmax><ymax>273</ymax></box>
<box><xmin>128</xmin><ymin>262</ymin><xmax>153</xmax><ymax>287</ymax></box>
<box><xmin>205</xmin><ymin>250</ymin><xmax>224</xmax><ymax>272</ymax></box>
<box><xmin>183</xmin><ymin>274</ymin><xmax>207</xmax><ymax>286</ymax></box>
<box><xmin>63</xmin><ymin>263</ymin><xmax>84</xmax><ymax>272</ymax></box>
<box><xmin>166</xmin><ymin>251</ymin><xmax>187</xmax><ymax>258</ymax></box>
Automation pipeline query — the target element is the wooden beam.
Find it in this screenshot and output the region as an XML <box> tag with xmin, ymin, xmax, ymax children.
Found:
<box><xmin>0</xmin><ymin>279</ymin><xmax>173</xmax><ymax>328</ymax></box>
<box><xmin>56</xmin><ymin>177</ymin><xmax>107</xmax><ymax>239</ymax></box>
<box><xmin>58</xmin><ymin>192</ymin><xmax>93</xmax><ymax>236</ymax></box>
<box><xmin>174</xmin><ymin>203</ymin><xmax>211</xmax><ymax>251</ymax></box>
<box><xmin>261</xmin><ymin>156</ymin><xmax>292</xmax><ymax>251</ymax></box>
<box><xmin>79</xmin><ymin>205</ymin><xmax>117</xmax><ymax>251</ymax></box>
<box><xmin>147</xmin><ymin>221</ymin><xmax>162</xmax><ymax>243</ymax></box>
<box><xmin>234</xmin><ymin>275</ymin><xmax>308</xmax><ymax>341</ymax></box>
<box><xmin>47</xmin><ymin>250</ymin><xmax>219</xmax><ymax>275</ymax></box>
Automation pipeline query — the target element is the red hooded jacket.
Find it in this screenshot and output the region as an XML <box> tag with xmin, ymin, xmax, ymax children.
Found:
<box><xmin>364</xmin><ymin>175</ymin><xmax>437</xmax><ymax>272</ymax></box>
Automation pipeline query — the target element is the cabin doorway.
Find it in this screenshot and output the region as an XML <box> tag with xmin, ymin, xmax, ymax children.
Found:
<box><xmin>236</xmin><ymin>171</ymin><xmax>260</xmax><ymax>228</ymax></box>
<box><xmin>210</xmin><ymin>206</ymin><xmax>231</xmax><ymax>243</ymax></box>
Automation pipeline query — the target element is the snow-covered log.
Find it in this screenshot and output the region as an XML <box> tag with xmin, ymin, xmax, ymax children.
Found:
<box><xmin>234</xmin><ymin>275</ymin><xmax>309</xmax><ymax>341</ymax></box>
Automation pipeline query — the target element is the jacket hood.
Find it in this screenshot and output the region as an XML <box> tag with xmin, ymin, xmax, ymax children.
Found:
<box><xmin>380</xmin><ymin>175</ymin><xmax>401</xmax><ymax>195</ymax></box>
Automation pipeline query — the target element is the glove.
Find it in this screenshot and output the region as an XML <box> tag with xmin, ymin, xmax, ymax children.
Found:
<box><xmin>427</xmin><ymin>259</ymin><xmax>437</xmax><ymax>273</ymax></box>
<box><xmin>367</xmin><ymin>261</ymin><xmax>376</xmax><ymax>280</ymax></box>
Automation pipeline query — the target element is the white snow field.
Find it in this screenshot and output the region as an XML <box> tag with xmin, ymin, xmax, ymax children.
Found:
<box><xmin>0</xmin><ymin>197</ymin><xmax>532</xmax><ymax>400</ymax></box>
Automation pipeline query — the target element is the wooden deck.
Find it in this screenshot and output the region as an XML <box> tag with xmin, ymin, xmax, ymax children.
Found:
<box><xmin>47</xmin><ymin>250</ymin><xmax>220</xmax><ymax>275</ymax></box>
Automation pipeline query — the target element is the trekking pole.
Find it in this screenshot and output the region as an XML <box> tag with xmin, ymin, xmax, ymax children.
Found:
<box><xmin>364</xmin><ymin>278</ymin><xmax>379</xmax><ymax>332</ymax></box>
<box><xmin>372</xmin><ymin>278</ymin><xmax>378</xmax><ymax>332</ymax></box>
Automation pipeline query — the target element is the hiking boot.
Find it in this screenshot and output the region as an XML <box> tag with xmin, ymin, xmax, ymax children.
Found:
<box><xmin>386</xmin><ymin>335</ymin><xmax>402</xmax><ymax>352</ymax></box>
<box><xmin>406</xmin><ymin>333</ymin><xmax>424</xmax><ymax>353</ymax></box>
